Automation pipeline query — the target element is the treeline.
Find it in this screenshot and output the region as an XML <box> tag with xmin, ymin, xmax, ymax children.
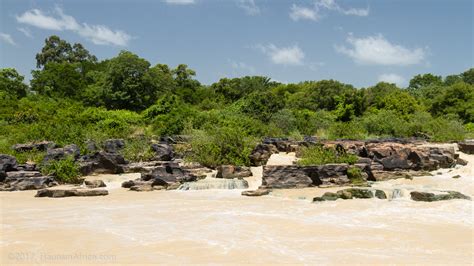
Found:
<box><xmin>1</xmin><ymin>35</ymin><xmax>473</xmax><ymax>166</ymax></box>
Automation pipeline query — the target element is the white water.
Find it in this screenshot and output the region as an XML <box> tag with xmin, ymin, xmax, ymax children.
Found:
<box><xmin>0</xmin><ymin>152</ymin><xmax>473</xmax><ymax>264</ymax></box>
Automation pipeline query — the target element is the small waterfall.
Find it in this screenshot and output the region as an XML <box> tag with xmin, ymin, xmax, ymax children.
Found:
<box><xmin>390</xmin><ymin>188</ymin><xmax>411</xmax><ymax>200</ymax></box>
<box><xmin>179</xmin><ymin>178</ymin><xmax>249</xmax><ymax>190</ymax></box>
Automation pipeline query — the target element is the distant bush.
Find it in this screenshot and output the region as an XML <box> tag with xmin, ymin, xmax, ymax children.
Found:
<box><xmin>328</xmin><ymin>121</ymin><xmax>367</xmax><ymax>140</ymax></box>
<box><xmin>41</xmin><ymin>156</ymin><xmax>82</xmax><ymax>183</ymax></box>
<box><xmin>347</xmin><ymin>167</ymin><xmax>366</xmax><ymax>185</ymax></box>
<box><xmin>297</xmin><ymin>145</ymin><xmax>358</xmax><ymax>166</ymax></box>
<box><xmin>121</xmin><ymin>138</ymin><xmax>155</xmax><ymax>162</ymax></box>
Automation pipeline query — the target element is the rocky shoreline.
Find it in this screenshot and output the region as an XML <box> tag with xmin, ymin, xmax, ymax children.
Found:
<box><xmin>1</xmin><ymin>138</ymin><xmax>472</xmax><ymax>202</ymax></box>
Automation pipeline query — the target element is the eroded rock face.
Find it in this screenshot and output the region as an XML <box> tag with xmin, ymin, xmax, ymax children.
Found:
<box><xmin>410</xmin><ymin>191</ymin><xmax>471</xmax><ymax>202</ymax></box>
<box><xmin>78</xmin><ymin>152</ymin><xmax>127</xmax><ymax>175</ymax></box>
<box><xmin>151</xmin><ymin>143</ymin><xmax>174</xmax><ymax>161</ymax></box>
<box><xmin>249</xmin><ymin>144</ymin><xmax>278</xmax><ymax>166</ymax></box>
<box><xmin>261</xmin><ymin>164</ymin><xmax>355</xmax><ymax>189</ymax></box>
<box><xmin>103</xmin><ymin>139</ymin><xmax>125</xmax><ymax>153</ymax></box>
<box><xmin>0</xmin><ymin>154</ymin><xmax>18</xmax><ymax>181</ymax></box>
<box><xmin>458</xmin><ymin>141</ymin><xmax>474</xmax><ymax>154</ymax></box>
<box><xmin>1</xmin><ymin>176</ymin><xmax>58</xmax><ymax>191</ymax></box>
<box><xmin>35</xmin><ymin>188</ymin><xmax>108</xmax><ymax>198</ymax></box>
<box><xmin>216</xmin><ymin>165</ymin><xmax>252</xmax><ymax>179</ymax></box>
<box><xmin>12</xmin><ymin>141</ymin><xmax>57</xmax><ymax>152</ymax></box>
<box><xmin>84</xmin><ymin>180</ymin><xmax>106</xmax><ymax>188</ymax></box>
<box><xmin>43</xmin><ymin>144</ymin><xmax>81</xmax><ymax>163</ymax></box>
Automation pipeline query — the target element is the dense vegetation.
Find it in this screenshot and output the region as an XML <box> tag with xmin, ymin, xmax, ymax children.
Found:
<box><xmin>1</xmin><ymin>35</ymin><xmax>473</xmax><ymax>167</ymax></box>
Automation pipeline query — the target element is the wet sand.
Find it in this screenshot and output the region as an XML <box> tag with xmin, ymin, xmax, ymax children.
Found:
<box><xmin>1</xmin><ymin>154</ymin><xmax>473</xmax><ymax>265</ymax></box>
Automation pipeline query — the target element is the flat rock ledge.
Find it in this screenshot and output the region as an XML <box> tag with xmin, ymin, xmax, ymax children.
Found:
<box><xmin>241</xmin><ymin>189</ymin><xmax>271</xmax><ymax>197</ymax></box>
<box><xmin>313</xmin><ymin>188</ymin><xmax>387</xmax><ymax>202</ymax></box>
<box><xmin>35</xmin><ymin>188</ymin><xmax>108</xmax><ymax>198</ymax></box>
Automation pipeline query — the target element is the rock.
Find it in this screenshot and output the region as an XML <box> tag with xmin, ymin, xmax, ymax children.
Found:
<box><xmin>140</xmin><ymin>162</ymin><xmax>196</xmax><ymax>187</ymax></box>
<box><xmin>261</xmin><ymin>164</ymin><xmax>354</xmax><ymax>189</ymax></box>
<box><xmin>0</xmin><ymin>176</ymin><xmax>58</xmax><ymax>191</ymax></box>
<box><xmin>84</xmin><ymin>180</ymin><xmax>106</xmax><ymax>188</ymax></box>
<box><xmin>458</xmin><ymin>141</ymin><xmax>474</xmax><ymax>154</ymax></box>
<box><xmin>313</xmin><ymin>192</ymin><xmax>340</xmax><ymax>202</ymax></box>
<box><xmin>375</xmin><ymin>190</ymin><xmax>387</xmax><ymax>199</ymax></box>
<box><xmin>103</xmin><ymin>139</ymin><xmax>125</xmax><ymax>153</ymax></box>
<box><xmin>241</xmin><ymin>188</ymin><xmax>271</xmax><ymax>196</ymax></box>
<box><xmin>371</xmin><ymin>170</ymin><xmax>412</xmax><ymax>181</ymax></box>
<box><xmin>130</xmin><ymin>184</ymin><xmax>154</xmax><ymax>192</ymax></box>
<box><xmin>43</xmin><ymin>144</ymin><xmax>80</xmax><ymax>163</ymax></box>
<box><xmin>12</xmin><ymin>141</ymin><xmax>56</xmax><ymax>152</ymax></box>
<box><xmin>6</xmin><ymin>171</ymin><xmax>42</xmax><ymax>179</ymax></box>
<box><xmin>151</xmin><ymin>143</ymin><xmax>174</xmax><ymax>161</ymax></box>
<box><xmin>121</xmin><ymin>180</ymin><xmax>136</xmax><ymax>188</ymax></box>
<box><xmin>78</xmin><ymin>152</ymin><xmax>127</xmax><ymax>175</ymax></box>
<box><xmin>36</xmin><ymin>188</ymin><xmax>108</xmax><ymax>198</ymax></box>
<box><xmin>249</xmin><ymin>144</ymin><xmax>278</xmax><ymax>166</ymax></box>
<box><xmin>452</xmin><ymin>175</ymin><xmax>461</xmax><ymax>179</ymax></box>
<box><xmin>16</xmin><ymin>163</ymin><xmax>37</xmax><ymax>171</ymax></box>
<box><xmin>85</xmin><ymin>140</ymin><xmax>98</xmax><ymax>153</ymax></box>
<box><xmin>0</xmin><ymin>154</ymin><xmax>18</xmax><ymax>181</ymax></box>
<box><xmin>216</xmin><ymin>165</ymin><xmax>252</xmax><ymax>179</ymax></box>
<box><xmin>456</xmin><ymin>157</ymin><xmax>468</xmax><ymax>166</ymax></box>
<box><xmin>410</xmin><ymin>191</ymin><xmax>471</xmax><ymax>202</ymax></box>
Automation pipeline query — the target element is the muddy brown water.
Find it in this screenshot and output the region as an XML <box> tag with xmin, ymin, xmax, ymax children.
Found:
<box><xmin>1</xmin><ymin>152</ymin><xmax>473</xmax><ymax>265</ymax></box>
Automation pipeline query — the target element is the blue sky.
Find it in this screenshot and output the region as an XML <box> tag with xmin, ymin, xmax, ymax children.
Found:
<box><xmin>0</xmin><ymin>0</ymin><xmax>472</xmax><ymax>88</ymax></box>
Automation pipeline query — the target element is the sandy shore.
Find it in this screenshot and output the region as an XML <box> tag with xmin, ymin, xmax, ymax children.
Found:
<box><xmin>0</xmin><ymin>153</ymin><xmax>473</xmax><ymax>265</ymax></box>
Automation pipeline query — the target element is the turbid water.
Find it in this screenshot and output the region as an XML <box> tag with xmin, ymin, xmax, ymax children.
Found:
<box><xmin>1</xmin><ymin>152</ymin><xmax>473</xmax><ymax>265</ymax></box>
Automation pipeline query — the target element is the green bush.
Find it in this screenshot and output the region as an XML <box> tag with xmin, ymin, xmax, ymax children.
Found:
<box><xmin>347</xmin><ymin>167</ymin><xmax>366</xmax><ymax>185</ymax></box>
<box><xmin>297</xmin><ymin>145</ymin><xmax>358</xmax><ymax>166</ymax></box>
<box><xmin>41</xmin><ymin>156</ymin><xmax>82</xmax><ymax>184</ymax></box>
<box><xmin>328</xmin><ymin>121</ymin><xmax>367</xmax><ymax>140</ymax></box>
<box><xmin>121</xmin><ymin>138</ymin><xmax>155</xmax><ymax>162</ymax></box>
<box><xmin>187</xmin><ymin>126</ymin><xmax>257</xmax><ymax>168</ymax></box>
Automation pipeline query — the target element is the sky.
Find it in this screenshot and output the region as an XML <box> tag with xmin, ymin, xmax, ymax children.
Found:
<box><xmin>0</xmin><ymin>0</ymin><xmax>472</xmax><ymax>88</ymax></box>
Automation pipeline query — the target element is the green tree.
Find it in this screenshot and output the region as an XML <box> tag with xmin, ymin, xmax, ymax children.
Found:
<box><xmin>431</xmin><ymin>82</ymin><xmax>474</xmax><ymax>123</ymax></box>
<box><xmin>408</xmin><ymin>73</ymin><xmax>442</xmax><ymax>90</ymax></box>
<box><xmin>0</xmin><ymin>68</ymin><xmax>28</xmax><ymax>99</ymax></box>
<box><xmin>31</xmin><ymin>62</ymin><xmax>86</xmax><ymax>99</ymax></box>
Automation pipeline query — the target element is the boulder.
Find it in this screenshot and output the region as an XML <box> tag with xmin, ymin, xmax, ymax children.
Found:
<box><xmin>84</xmin><ymin>180</ymin><xmax>106</xmax><ymax>188</ymax></box>
<box><xmin>313</xmin><ymin>192</ymin><xmax>340</xmax><ymax>202</ymax></box>
<box><xmin>241</xmin><ymin>189</ymin><xmax>271</xmax><ymax>197</ymax></box>
<box><xmin>216</xmin><ymin>165</ymin><xmax>252</xmax><ymax>179</ymax></box>
<box><xmin>313</xmin><ymin>188</ymin><xmax>386</xmax><ymax>202</ymax></box>
<box><xmin>103</xmin><ymin>139</ymin><xmax>125</xmax><ymax>153</ymax></box>
<box><xmin>43</xmin><ymin>144</ymin><xmax>80</xmax><ymax>163</ymax></box>
<box><xmin>12</xmin><ymin>141</ymin><xmax>56</xmax><ymax>152</ymax></box>
<box><xmin>78</xmin><ymin>152</ymin><xmax>127</xmax><ymax>175</ymax></box>
<box><xmin>249</xmin><ymin>144</ymin><xmax>278</xmax><ymax>166</ymax></box>
<box><xmin>458</xmin><ymin>141</ymin><xmax>474</xmax><ymax>154</ymax></box>
<box><xmin>0</xmin><ymin>176</ymin><xmax>58</xmax><ymax>191</ymax></box>
<box><xmin>36</xmin><ymin>188</ymin><xmax>108</xmax><ymax>198</ymax></box>
<box><xmin>151</xmin><ymin>143</ymin><xmax>174</xmax><ymax>161</ymax></box>
<box><xmin>140</xmin><ymin>162</ymin><xmax>196</xmax><ymax>186</ymax></box>
<box><xmin>410</xmin><ymin>191</ymin><xmax>471</xmax><ymax>202</ymax></box>
<box><xmin>130</xmin><ymin>184</ymin><xmax>155</xmax><ymax>192</ymax></box>
<box><xmin>16</xmin><ymin>163</ymin><xmax>37</xmax><ymax>171</ymax></box>
<box><xmin>0</xmin><ymin>154</ymin><xmax>18</xmax><ymax>181</ymax></box>
<box><xmin>6</xmin><ymin>171</ymin><xmax>42</xmax><ymax>179</ymax></box>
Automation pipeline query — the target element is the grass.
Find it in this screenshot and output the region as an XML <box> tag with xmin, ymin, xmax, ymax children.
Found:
<box><xmin>297</xmin><ymin>145</ymin><xmax>358</xmax><ymax>166</ymax></box>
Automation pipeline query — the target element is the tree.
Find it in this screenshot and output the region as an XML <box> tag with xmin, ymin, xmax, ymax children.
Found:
<box><xmin>31</xmin><ymin>62</ymin><xmax>86</xmax><ymax>99</ymax></box>
<box><xmin>99</xmin><ymin>51</ymin><xmax>156</xmax><ymax>110</ymax></box>
<box><xmin>36</xmin><ymin>35</ymin><xmax>97</xmax><ymax>69</ymax></box>
<box><xmin>0</xmin><ymin>68</ymin><xmax>28</xmax><ymax>99</ymax></box>
<box><xmin>430</xmin><ymin>82</ymin><xmax>474</xmax><ymax>123</ymax></box>
<box><xmin>408</xmin><ymin>73</ymin><xmax>442</xmax><ymax>90</ymax></box>
<box><xmin>461</xmin><ymin>68</ymin><xmax>474</xmax><ymax>85</ymax></box>
<box><xmin>172</xmin><ymin>64</ymin><xmax>201</xmax><ymax>104</ymax></box>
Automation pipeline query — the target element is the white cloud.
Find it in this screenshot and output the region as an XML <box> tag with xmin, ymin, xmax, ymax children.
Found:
<box><xmin>230</xmin><ymin>61</ymin><xmax>256</xmax><ymax>73</ymax></box>
<box><xmin>164</xmin><ymin>0</ymin><xmax>195</xmax><ymax>5</ymax></box>
<box><xmin>16</xmin><ymin>7</ymin><xmax>131</xmax><ymax>46</ymax></box>
<box><xmin>17</xmin><ymin>27</ymin><xmax>33</xmax><ymax>38</ymax></box>
<box><xmin>290</xmin><ymin>0</ymin><xmax>369</xmax><ymax>22</ymax></box>
<box><xmin>290</xmin><ymin>5</ymin><xmax>318</xmax><ymax>21</ymax></box>
<box><xmin>378</xmin><ymin>73</ymin><xmax>406</xmax><ymax>87</ymax></box>
<box><xmin>238</xmin><ymin>0</ymin><xmax>260</xmax><ymax>16</ymax></box>
<box><xmin>335</xmin><ymin>34</ymin><xmax>426</xmax><ymax>66</ymax></box>
<box><xmin>258</xmin><ymin>44</ymin><xmax>305</xmax><ymax>66</ymax></box>
<box><xmin>0</xmin><ymin>33</ymin><xmax>16</xmax><ymax>45</ymax></box>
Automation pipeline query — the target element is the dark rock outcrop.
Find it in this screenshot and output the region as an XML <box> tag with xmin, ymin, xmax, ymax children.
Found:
<box><xmin>249</xmin><ymin>144</ymin><xmax>278</xmax><ymax>166</ymax></box>
<box><xmin>12</xmin><ymin>141</ymin><xmax>57</xmax><ymax>152</ymax></box>
<box><xmin>313</xmin><ymin>188</ymin><xmax>386</xmax><ymax>202</ymax></box>
<box><xmin>103</xmin><ymin>139</ymin><xmax>125</xmax><ymax>153</ymax></box>
<box><xmin>78</xmin><ymin>152</ymin><xmax>127</xmax><ymax>175</ymax></box>
<box><xmin>1</xmin><ymin>176</ymin><xmax>58</xmax><ymax>191</ymax></box>
<box><xmin>36</xmin><ymin>188</ymin><xmax>108</xmax><ymax>198</ymax></box>
<box><xmin>151</xmin><ymin>143</ymin><xmax>174</xmax><ymax>161</ymax></box>
<box><xmin>0</xmin><ymin>154</ymin><xmax>18</xmax><ymax>181</ymax></box>
<box><xmin>216</xmin><ymin>165</ymin><xmax>252</xmax><ymax>179</ymax></box>
<box><xmin>410</xmin><ymin>191</ymin><xmax>471</xmax><ymax>202</ymax></box>
<box><xmin>458</xmin><ymin>141</ymin><xmax>474</xmax><ymax>154</ymax></box>
<box><xmin>43</xmin><ymin>144</ymin><xmax>80</xmax><ymax>163</ymax></box>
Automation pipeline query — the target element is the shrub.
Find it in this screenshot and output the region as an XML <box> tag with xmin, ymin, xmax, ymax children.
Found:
<box><xmin>187</xmin><ymin>126</ymin><xmax>257</xmax><ymax>168</ymax></box>
<box><xmin>297</xmin><ymin>145</ymin><xmax>358</xmax><ymax>166</ymax></box>
<box><xmin>328</xmin><ymin>121</ymin><xmax>367</xmax><ymax>140</ymax></box>
<box><xmin>347</xmin><ymin>167</ymin><xmax>366</xmax><ymax>185</ymax></box>
<box><xmin>121</xmin><ymin>138</ymin><xmax>155</xmax><ymax>162</ymax></box>
<box><xmin>362</xmin><ymin>110</ymin><xmax>409</xmax><ymax>137</ymax></box>
<box><xmin>41</xmin><ymin>156</ymin><xmax>82</xmax><ymax>183</ymax></box>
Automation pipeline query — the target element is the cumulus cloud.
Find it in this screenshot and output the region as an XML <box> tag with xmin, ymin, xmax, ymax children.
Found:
<box><xmin>257</xmin><ymin>44</ymin><xmax>305</xmax><ymax>66</ymax></box>
<box><xmin>164</xmin><ymin>0</ymin><xmax>195</xmax><ymax>5</ymax></box>
<box><xmin>290</xmin><ymin>0</ymin><xmax>369</xmax><ymax>22</ymax></box>
<box><xmin>238</xmin><ymin>0</ymin><xmax>260</xmax><ymax>15</ymax></box>
<box><xmin>0</xmin><ymin>33</ymin><xmax>16</xmax><ymax>45</ymax></box>
<box><xmin>335</xmin><ymin>34</ymin><xmax>426</xmax><ymax>66</ymax></box>
<box><xmin>16</xmin><ymin>7</ymin><xmax>131</xmax><ymax>46</ymax></box>
<box><xmin>290</xmin><ymin>5</ymin><xmax>319</xmax><ymax>21</ymax></box>
<box><xmin>378</xmin><ymin>73</ymin><xmax>406</xmax><ymax>87</ymax></box>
